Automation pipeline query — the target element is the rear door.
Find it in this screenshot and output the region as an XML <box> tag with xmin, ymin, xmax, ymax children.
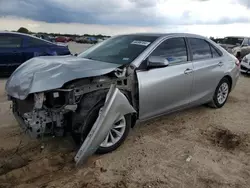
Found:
<box><xmin>188</xmin><ymin>38</ymin><xmax>224</xmax><ymax>105</ymax></box>
<box><xmin>0</xmin><ymin>34</ymin><xmax>23</xmax><ymax>74</ymax></box>
<box><xmin>137</xmin><ymin>37</ymin><xmax>194</xmax><ymax>120</ymax></box>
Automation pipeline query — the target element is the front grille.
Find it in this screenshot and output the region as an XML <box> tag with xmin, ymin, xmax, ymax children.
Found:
<box><xmin>241</xmin><ymin>65</ymin><xmax>248</xmax><ymax>71</ymax></box>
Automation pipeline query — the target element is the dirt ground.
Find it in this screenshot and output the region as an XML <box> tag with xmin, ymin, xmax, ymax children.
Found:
<box><xmin>0</xmin><ymin>45</ymin><xmax>250</xmax><ymax>187</ymax></box>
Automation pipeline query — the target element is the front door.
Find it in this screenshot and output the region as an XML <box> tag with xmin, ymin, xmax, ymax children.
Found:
<box><xmin>136</xmin><ymin>37</ymin><xmax>194</xmax><ymax>120</ymax></box>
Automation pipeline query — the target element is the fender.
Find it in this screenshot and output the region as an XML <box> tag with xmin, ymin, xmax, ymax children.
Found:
<box><xmin>74</xmin><ymin>84</ymin><xmax>136</xmax><ymax>166</ymax></box>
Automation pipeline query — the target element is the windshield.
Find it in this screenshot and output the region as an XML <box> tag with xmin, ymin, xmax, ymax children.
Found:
<box><xmin>222</xmin><ymin>37</ymin><xmax>244</xmax><ymax>45</ymax></box>
<box><xmin>78</xmin><ymin>35</ymin><xmax>158</xmax><ymax>64</ymax></box>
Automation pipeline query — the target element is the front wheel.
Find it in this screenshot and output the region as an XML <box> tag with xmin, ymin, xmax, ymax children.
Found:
<box><xmin>209</xmin><ymin>77</ymin><xmax>230</xmax><ymax>108</ymax></box>
<box><xmin>97</xmin><ymin>113</ymin><xmax>131</xmax><ymax>154</ymax></box>
<box><xmin>71</xmin><ymin>92</ymin><xmax>131</xmax><ymax>154</ymax></box>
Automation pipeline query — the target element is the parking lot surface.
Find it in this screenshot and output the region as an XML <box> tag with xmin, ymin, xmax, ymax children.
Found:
<box><xmin>0</xmin><ymin>43</ymin><xmax>250</xmax><ymax>188</ymax></box>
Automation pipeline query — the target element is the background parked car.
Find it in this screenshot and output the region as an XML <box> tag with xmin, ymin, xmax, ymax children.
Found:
<box><xmin>219</xmin><ymin>36</ymin><xmax>250</xmax><ymax>60</ymax></box>
<box><xmin>55</xmin><ymin>36</ymin><xmax>68</xmax><ymax>43</ymax></box>
<box><xmin>75</xmin><ymin>37</ymin><xmax>94</xmax><ymax>44</ymax></box>
<box><xmin>86</xmin><ymin>37</ymin><xmax>98</xmax><ymax>44</ymax></box>
<box><xmin>240</xmin><ymin>53</ymin><xmax>250</xmax><ymax>73</ymax></box>
<box><xmin>66</xmin><ymin>37</ymin><xmax>74</xmax><ymax>42</ymax></box>
<box><xmin>0</xmin><ymin>32</ymin><xmax>71</xmax><ymax>75</ymax></box>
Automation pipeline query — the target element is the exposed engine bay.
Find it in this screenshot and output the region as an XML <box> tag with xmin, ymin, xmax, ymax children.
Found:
<box><xmin>11</xmin><ymin>66</ymin><xmax>138</xmax><ymax>140</ymax></box>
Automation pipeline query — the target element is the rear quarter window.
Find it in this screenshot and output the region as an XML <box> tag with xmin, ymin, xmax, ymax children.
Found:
<box><xmin>210</xmin><ymin>44</ymin><xmax>222</xmax><ymax>58</ymax></box>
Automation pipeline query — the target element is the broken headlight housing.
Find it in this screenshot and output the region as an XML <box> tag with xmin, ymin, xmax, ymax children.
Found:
<box><xmin>44</xmin><ymin>91</ymin><xmax>66</xmax><ymax>109</ymax></box>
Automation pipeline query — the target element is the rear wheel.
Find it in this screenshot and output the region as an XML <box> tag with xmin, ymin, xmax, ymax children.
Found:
<box><xmin>209</xmin><ymin>77</ymin><xmax>230</xmax><ymax>108</ymax></box>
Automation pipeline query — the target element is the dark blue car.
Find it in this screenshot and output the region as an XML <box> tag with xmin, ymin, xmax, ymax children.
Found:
<box><xmin>0</xmin><ymin>32</ymin><xmax>71</xmax><ymax>75</ymax></box>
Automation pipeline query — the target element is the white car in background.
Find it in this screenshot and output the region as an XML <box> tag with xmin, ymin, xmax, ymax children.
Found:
<box><xmin>241</xmin><ymin>54</ymin><xmax>250</xmax><ymax>73</ymax></box>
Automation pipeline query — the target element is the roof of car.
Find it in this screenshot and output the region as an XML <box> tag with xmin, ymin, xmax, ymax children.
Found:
<box><xmin>224</xmin><ymin>36</ymin><xmax>248</xmax><ymax>39</ymax></box>
<box><xmin>0</xmin><ymin>31</ymin><xmax>35</xmax><ymax>36</ymax></box>
<box><xmin>119</xmin><ymin>32</ymin><xmax>208</xmax><ymax>39</ymax></box>
<box><xmin>0</xmin><ymin>31</ymin><xmax>56</xmax><ymax>45</ymax></box>
<box><xmin>1</xmin><ymin>31</ymin><xmax>207</xmax><ymax>39</ymax></box>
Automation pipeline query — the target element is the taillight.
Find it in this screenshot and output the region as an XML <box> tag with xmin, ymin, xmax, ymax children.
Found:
<box><xmin>235</xmin><ymin>59</ymin><xmax>240</xmax><ymax>67</ymax></box>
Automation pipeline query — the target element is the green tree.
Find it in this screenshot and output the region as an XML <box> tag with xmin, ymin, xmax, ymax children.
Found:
<box><xmin>17</xmin><ymin>27</ymin><xmax>29</xmax><ymax>34</ymax></box>
<box><xmin>209</xmin><ymin>37</ymin><xmax>215</xmax><ymax>42</ymax></box>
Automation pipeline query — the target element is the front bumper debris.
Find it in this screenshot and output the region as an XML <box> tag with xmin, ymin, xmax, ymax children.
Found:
<box><xmin>11</xmin><ymin>84</ymin><xmax>136</xmax><ymax>166</ymax></box>
<box><xmin>13</xmin><ymin>110</ymin><xmax>31</xmax><ymax>135</ymax></box>
<box><xmin>74</xmin><ymin>84</ymin><xmax>136</xmax><ymax>166</ymax></box>
<box><xmin>12</xmin><ymin>98</ymin><xmax>65</xmax><ymax>138</ymax></box>
<box><xmin>12</xmin><ymin>98</ymin><xmax>37</xmax><ymax>138</ymax></box>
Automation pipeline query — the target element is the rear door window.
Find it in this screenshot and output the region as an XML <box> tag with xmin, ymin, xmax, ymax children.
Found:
<box><xmin>189</xmin><ymin>38</ymin><xmax>212</xmax><ymax>60</ymax></box>
<box><xmin>0</xmin><ymin>35</ymin><xmax>22</xmax><ymax>48</ymax></box>
<box><xmin>150</xmin><ymin>37</ymin><xmax>188</xmax><ymax>64</ymax></box>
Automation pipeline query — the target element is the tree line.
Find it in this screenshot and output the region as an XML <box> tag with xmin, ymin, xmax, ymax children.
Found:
<box><xmin>16</xmin><ymin>27</ymin><xmax>226</xmax><ymax>41</ymax></box>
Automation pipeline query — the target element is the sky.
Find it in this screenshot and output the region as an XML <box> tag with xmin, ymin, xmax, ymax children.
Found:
<box><xmin>0</xmin><ymin>0</ymin><xmax>250</xmax><ymax>37</ymax></box>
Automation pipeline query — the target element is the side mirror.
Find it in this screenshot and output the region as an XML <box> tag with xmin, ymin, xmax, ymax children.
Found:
<box><xmin>74</xmin><ymin>53</ymin><xmax>78</xmax><ymax>56</ymax></box>
<box><xmin>147</xmin><ymin>56</ymin><xmax>169</xmax><ymax>69</ymax></box>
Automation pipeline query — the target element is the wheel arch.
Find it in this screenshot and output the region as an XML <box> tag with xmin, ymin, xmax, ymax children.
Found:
<box><xmin>223</xmin><ymin>75</ymin><xmax>233</xmax><ymax>92</ymax></box>
<box><xmin>74</xmin><ymin>88</ymin><xmax>136</xmax><ymax>130</ymax></box>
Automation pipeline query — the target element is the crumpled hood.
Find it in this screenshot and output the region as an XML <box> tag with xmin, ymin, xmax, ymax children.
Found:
<box><xmin>5</xmin><ymin>56</ymin><xmax>121</xmax><ymax>100</ymax></box>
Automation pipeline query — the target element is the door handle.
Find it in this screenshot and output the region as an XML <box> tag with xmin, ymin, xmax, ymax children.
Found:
<box><xmin>184</xmin><ymin>68</ymin><xmax>193</xmax><ymax>74</ymax></box>
<box><xmin>218</xmin><ymin>62</ymin><xmax>224</xmax><ymax>67</ymax></box>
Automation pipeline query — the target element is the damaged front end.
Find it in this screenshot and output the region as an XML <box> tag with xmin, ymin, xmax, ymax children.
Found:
<box><xmin>9</xmin><ymin>65</ymin><xmax>137</xmax><ymax>164</ymax></box>
<box><xmin>12</xmin><ymin>90</ymin><xmax>76</xmax><ymax>138</ymax></box>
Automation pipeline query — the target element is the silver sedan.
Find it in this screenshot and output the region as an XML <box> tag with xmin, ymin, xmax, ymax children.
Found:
<box><xmin>6</xmin><ymin>33</ymin><xmax>240</xmax><ymax>159</ymax></box>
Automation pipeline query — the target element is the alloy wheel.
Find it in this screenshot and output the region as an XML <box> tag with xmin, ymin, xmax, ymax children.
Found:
<box><xmin>100</xmin><ymin>115</ymin><xmax>126</xmax><ymax>148</ymax></box>
<box><xmin>217</xmin><ymin>82</ymin><xmax>229</xmax><ymax>105</ymax></box>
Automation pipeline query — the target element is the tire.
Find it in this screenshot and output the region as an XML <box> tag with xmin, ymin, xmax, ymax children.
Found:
<box><xmin>209</xmin><ymin>77</ymin><xmax>231</xmax><ymax>108</ymax></box>
<box><xmin>71</xmin><ymin>91</ymin><xmax>131</xmax><ymax>154</ymax></box>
